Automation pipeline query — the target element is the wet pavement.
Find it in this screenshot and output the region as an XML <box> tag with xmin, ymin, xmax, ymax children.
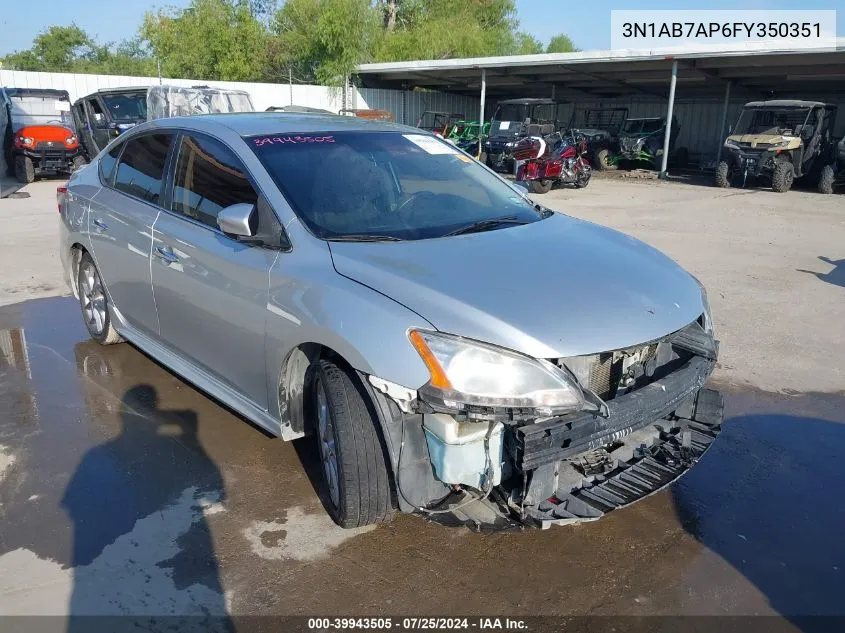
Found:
<box><xmin>0</xmin><ymin>297</ymin><xmax>844</xmax><ymax>630</ymax></box>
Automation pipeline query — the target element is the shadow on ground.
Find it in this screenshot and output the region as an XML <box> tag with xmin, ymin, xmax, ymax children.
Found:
<box><xmin>672</xmin><ymin>390</ymin><xmax>845</xmax><ymax>631</ymax></box>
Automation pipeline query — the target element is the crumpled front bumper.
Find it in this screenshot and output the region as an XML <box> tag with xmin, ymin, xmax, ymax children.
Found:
<box><xmin>508</xmin><ymin>356</ymin><xmax>723</xmax><ymax>528</ymax></box>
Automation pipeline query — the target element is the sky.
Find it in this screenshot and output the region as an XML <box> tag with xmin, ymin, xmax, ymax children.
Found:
<box><xmin>0</xmin><ymin>0</ymin><xmax>842</xmax><ymax>57</ymax></box>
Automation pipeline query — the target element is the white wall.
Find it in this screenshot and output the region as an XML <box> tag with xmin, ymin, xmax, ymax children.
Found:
<box><xmin>0</xmin><ymin>69</ymin><xmax>481</xmax><ymax>126</ymax></box>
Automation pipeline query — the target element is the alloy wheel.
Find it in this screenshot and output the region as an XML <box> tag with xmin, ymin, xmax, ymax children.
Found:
<box><xmin>316</xmin><ymin>379</ymin><xmax>341</xmax><ymax>508</ymax></box>
<box><xmin>80</xmin><ymin>261</ymin><xmax>107</xmax><ymax>336</ymax></box>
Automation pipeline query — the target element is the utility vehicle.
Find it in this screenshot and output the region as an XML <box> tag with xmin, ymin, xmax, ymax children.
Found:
<box><xmin>612</xmin><ymin>116</ymin><xmax>686</xmax><ymax>170</ymax></box>
<box><xmin>567</xmin><ymin>107</ymin><xmax>628</xmax><ymax>171</ymax></box>
<box><xmin>2</xmin><ymin>88</ymin><xmax>84</xmax><ymax>182</ymax></box>
<box><xmin>482</xmin><ymin>98</ymin><xmax>563</xmax><ymax>173</ymax></box>
<box><xmin>717</xmin><ymin>100</ymin><xmax>837</xmax><ymax>193</ymax></box>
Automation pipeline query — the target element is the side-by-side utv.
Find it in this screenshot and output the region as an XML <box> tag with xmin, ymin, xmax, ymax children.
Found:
<box><xmin>567</xmin><ymin>107</ymin><xmax>629</xmax><ymax>171</ymax></box>
<box><xmin>72</xmin><ymin>85</ymin><xmax>254</xmax><ymax>159</ymax></box>
<box><xmin>716</xmin><ymin>100</ymin><xmax>838</xmax><ymax>193</ymax></box>
<box><xmin>482</xmin><ymin>98</ymin><xmax>563</xmax><ymax>173</ymax></box>
<box><xmin>2</xmin><ymin>88</ymin><xmax>84</xmax><ymax>182</ymax></box>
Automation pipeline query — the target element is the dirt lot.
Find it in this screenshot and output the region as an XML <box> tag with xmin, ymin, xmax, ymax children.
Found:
<box><xmin>0</xmin><ymin>177</ymin><xmax>843</xmax><ymax>630</ymax></box>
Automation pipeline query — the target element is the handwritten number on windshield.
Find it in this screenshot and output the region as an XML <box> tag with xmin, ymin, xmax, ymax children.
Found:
<box><xmin>253</xmin><ymin>136</ymin><xmax>335</xmax><ymax>147</ymax></box>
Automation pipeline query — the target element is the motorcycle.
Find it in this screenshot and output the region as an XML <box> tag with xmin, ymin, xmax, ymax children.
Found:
<box><xmin>513</xmin><ymin>130</ymin><xmax>592</xmax><ymax>194</ymax></box>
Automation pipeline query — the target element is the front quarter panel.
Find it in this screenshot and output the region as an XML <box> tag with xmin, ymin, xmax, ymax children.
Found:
<box><xmin>264</xmin><ymin>225</ymin><xmax>434</xmax><ymax>423</ymax></box>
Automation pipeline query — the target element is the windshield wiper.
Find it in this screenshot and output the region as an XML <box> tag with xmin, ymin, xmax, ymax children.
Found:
<box><xmin>326</xmin><ymin>234</ymin><xmax>404</xmax><ymax>242</ymax></box>
<box><xmin>444</xmin><ymin>216</ymin><xmax>531</xmax><ymax>237</ymax></box>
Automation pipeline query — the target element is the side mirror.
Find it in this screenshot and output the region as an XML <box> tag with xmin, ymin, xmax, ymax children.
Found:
<box><xmin>217</xmin><ymin>203</ymin><xmax>256</xmax><ymax>237</ymax></box>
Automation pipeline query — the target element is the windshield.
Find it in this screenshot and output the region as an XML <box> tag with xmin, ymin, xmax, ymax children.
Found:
<box><xmin>102</xmin><ymin>94</ymin><xmax>147</xmax><ymax>122</ymax></box>
<box><xmin>732</xmin><ymin>108</ymin><xmax>811</xmax><ymax>136</ymax></box>
<box><xmin>8</xmin><ymin>95</ymin><xmax>74</xmax><ymax>130</ymax></box>
<box><xmin>249</xmin><ymin>131</ymin><xmax>543</xmax><ymax>241</ymax></box>
<box><xmin>622</xmin><ymin>119</ymin><xmax>663</xmax><ymax>135</ymax></box>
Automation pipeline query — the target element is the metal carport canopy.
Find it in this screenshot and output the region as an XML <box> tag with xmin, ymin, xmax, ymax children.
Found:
<box><xmin>356</xmin><ymin>39</ymin><xmax>845</xmax><ymax>100</ymax></box>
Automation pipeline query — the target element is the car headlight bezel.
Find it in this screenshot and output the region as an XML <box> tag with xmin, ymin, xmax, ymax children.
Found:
<box><xmin>408</xmin><ymin>329</ymin><xmax>585</xmax><ymax>415</ymax></box>
<box><xmin>723</xmin><ymin>139</ymin><xmax>740</xmax><ymax>150</ymax></box>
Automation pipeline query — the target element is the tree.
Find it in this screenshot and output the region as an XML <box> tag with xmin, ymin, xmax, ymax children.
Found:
<box><xmin>268</xmin><ymin>0</ymin><xmax>379</xmax><ymax>85</ymax></box>
<box><xmin>142</xmin><ymin>0</ymin><xmax>268</xmax><ymax>81</ymax></box>
<box><xmin>546</xmin><ymin>33</ymin><xmax>577</xmax><ymax>53</ymax></box>
<box><xmin>2</xmin><ymin>25</ymin><xmax>96</xmax><ymax>72</ymax></box>
<box><xmin>1</xmin><ymin>25</ymin><xmax>156</xmax><ymax>76</ymax></box>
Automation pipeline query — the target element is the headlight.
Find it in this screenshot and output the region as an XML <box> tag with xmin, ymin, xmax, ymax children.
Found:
<box><xmin>65</xmin><ymin>136</ymin><xmax>77</xmax><ymax>145</ymax></box>
<box><xmin>724</xmin><ymin>139</ymin><xmax>740</xmax><ymax>150</ymax></box>
<box><xmin>767</xmin><ymin>140</ymin><xmax>791</xmax><ymax>149</ymax></box>
<box><xmin>409</xmin><ymin>330</ymin><xmax>585</xmax><ymax>413</ymax></box>
<box><xmin>18</xmin><ymin>136</ymin><xmax>34</xmax><ymax>146</ymax></box>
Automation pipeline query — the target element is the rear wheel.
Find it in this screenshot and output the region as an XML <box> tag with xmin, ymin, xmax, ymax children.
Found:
<box><xmin>311</xmin><ymin>359</ymin><xmax>395</xmax><ymax>528</ymax></box>
<box><xmin>529</xmin><ymin>179</ymin><xmax>553</xmax><ymax>194</ymax></box>
<box><xmin>817</xmin><ymin>164</ymin><xmax>835</xmax><ymax>195</ymax></box>
<box><xmin>715</xmin><ymin>161</ymin><xmax>733</xmax><ymax>188</ymax></box>
<box><xmin>15</xmin><ymin>156</ymin><xmax>34</xmax><ymax>183</ymax></box>
<box><xmin>771</xmin><ymin>161</ymin><xmax>795</xmax><ymax>193</ymax></box>
<box><xmin>76</xmin><ymin>253</ymin><xmax>122</xmax><ymax>345</ymax></box>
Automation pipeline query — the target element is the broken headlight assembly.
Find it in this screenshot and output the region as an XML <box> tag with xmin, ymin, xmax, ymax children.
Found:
<box><xmin>408</xmin><ymin>329</ymin><xmax>585</xmax><ymax>415</ymax></box>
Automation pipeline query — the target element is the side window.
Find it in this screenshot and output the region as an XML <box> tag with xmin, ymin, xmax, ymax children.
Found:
<box><xmin>87</xmin><ymin>98</ymin><xmax>105</xmax><ymax>124</ymax></box>
<box><xmin>99</xmin><ymin>142</ymin><xmax>122</xmax><ymax>185</ymax></box>
<box><xmin>113</xmin><ymin>134</ymin><xmax>172</xmax><ymax>205</ymax></box>
<box><xmin>171</xmin><ymin>134</ymin><xmax>258</xmax><ymax>229</ymax></box>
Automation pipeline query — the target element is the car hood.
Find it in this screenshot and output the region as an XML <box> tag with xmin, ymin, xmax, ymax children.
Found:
<box><xmin>328</xmin><ymin>213</ymin><xmax>705</xmax><ymax>360</ymax></box>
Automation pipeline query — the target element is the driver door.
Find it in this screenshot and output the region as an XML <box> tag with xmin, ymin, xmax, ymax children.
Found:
<box><xmin>151</xmin><ymin>133</ymin><xmax>276</xmax><ymax>409</ymax></box>
<box><xmin>85</xmin><ymin>98</ymin><xmax>111</xmax><ymax>153</ymax></box>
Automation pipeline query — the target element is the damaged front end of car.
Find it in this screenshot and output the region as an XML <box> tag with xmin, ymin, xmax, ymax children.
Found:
<box><xmin>363</xmin><ymin>315</ymin><xmax>723</xmax><ymax>530</ymax></box>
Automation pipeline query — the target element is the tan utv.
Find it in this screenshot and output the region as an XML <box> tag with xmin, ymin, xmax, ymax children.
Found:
<box><xmin>716</xmin><ymin>100</ymin><xmax>837</xmax><ymax>194</ymax></box>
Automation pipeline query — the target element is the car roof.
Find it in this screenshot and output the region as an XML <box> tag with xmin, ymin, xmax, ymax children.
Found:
<box><xmin>744</xmin><ymin>99</ymin><xmax>833</xmax><ymax>108</ymax></box>
<box><xmin>156</xmin><ymin>112</ymin><xmax>418</xmax><ymax>136</ymax></box>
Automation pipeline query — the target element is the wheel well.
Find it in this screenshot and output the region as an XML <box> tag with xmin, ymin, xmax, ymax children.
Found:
<box><xmin>278</xmin><ymin>342</ymin><xmax>360</xmax><ymax>438</ymax></box>
<box><xmin>69</xmin><ymin>243</ymin><xmax>88</xmax><ymax>298</ymax></box>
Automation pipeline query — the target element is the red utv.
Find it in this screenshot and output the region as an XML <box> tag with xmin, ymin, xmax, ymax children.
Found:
<box><xmin>2</xmin><ymin>88</ymin><xmax>85</xmax><ymax>183</ymax></box>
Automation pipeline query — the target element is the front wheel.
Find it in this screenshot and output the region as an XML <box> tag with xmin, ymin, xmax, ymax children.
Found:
<box><xmin>594</xmin><ymin>148</ymin><xmax>617</xmax><ymax>171</ymax></box>
<box><xmin>771</xmin><ymin>161</ymin><xmax>795</xmax><ymax>193</ymax></box>
<box><xmin>311</xmin><ymin>359</ymin><xmax>396</xmax><ymax>528</ymax></box>
<box><xmin>715</xmin><ymin>161</ymin><xmax>733</xmax><ymax>188</ymax></box>
<box><xmin>76</xmin><ymin>253</ymin><xmax>122</xmax><ymax>345</ymax></box>
<box><xmin>15</xmin><ymin>156</ymin><xmax>34</xmax><ymax>183</ymax></box>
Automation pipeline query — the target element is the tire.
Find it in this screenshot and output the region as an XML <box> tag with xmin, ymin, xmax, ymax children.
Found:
<box><xmin>715</xmin><ymin>161</ymin><xmax>732</xmax><ymax>188</ymax></box>
<box><xmin>76</xmin><ymin>253</ymin><xmax>122</xmax><ymax>345</ymax></box>
<box><xmin>771</xmin><ymin>161</ymin><xmax>795</xmax><ymax>193</ymax></box>
<box><xmin>594</xmin><ymin>148</ymin><xmax>617</xmax><ymax>171</ymax></box>
<box><xmin>71</xmin><ymin>155</ymin><xmax>87</xmax><ymax>173</ymax></box>
<box><xmin>312</xmin><ymin>359</ymin><xmax>395</xmax><ymax>528</ymax></box>
<box><xmin>817</xmin><ymin>164</ymin><xmax>835</xmax><ymax>195</ymax></box>
<box><xmin>574</xmin><ymin>169</ymin><xmax>591</xmax><ymax>189</ymax></box>
<box><xmin>529</xmin><ymin>179</ymin><xmax>553</xmax><ymax>194</ymax></box>
<box><xmin>15</xmin><ymin>156</ymin><xmax>35</xmax><ymax>183</ymax></box>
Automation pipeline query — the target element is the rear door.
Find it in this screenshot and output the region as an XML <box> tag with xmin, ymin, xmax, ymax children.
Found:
<box><xmin>151</xmin><ymin>132</ymin><xmax>276</xmax><ymax>408</ymax></box>
<box><xmin>89</xmin><ymin>132</ymin><xmax>174</xmax><ymax>337</ymax></box>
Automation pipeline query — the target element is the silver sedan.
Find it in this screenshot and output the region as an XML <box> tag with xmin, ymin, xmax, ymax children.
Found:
<box><xmin>59</xmin><ymin>113</ymin><xmax>723</xmax><ymax>529</ymax></box>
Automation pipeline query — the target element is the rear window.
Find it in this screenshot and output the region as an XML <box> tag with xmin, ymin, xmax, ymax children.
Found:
<box><xmin>113</xmin><ymin>134</ymin><xmax>172</xmax><ymax>204</ymax></box>
<box><xmin>248</xmin><ymin>131</ymin><xmax>542</xmax><ymax>241</ymax></box>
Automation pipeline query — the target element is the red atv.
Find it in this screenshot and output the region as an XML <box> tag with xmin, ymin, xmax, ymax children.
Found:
<box><xmin>513</xmin><ymin>130</ymin><xmax>592</xmax><ymax>194</ymax></box>
<box><xmin>2</xmin><ymin>88</ymin><xmax>85</xmax><ymax>183</ymax></box>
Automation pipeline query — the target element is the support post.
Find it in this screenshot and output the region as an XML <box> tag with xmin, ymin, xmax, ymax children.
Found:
<box><xmin>715</xmin><ymin>80</ymin><xmax>732</xmax><ymax>168</ymax></box>
<box><xmin>289</xmin><ymin>68</ymin><xmax>293</xmax><ymax>106</ymax></box>
<box><xmin>477</xmin><ymin>68</ymin><xmax>486</xmax><ymax>159</ymax></box>
<box><xmin>659</xmin><ymin>59</ymin><xmax>678</xmax><ymax>177</ymax></box>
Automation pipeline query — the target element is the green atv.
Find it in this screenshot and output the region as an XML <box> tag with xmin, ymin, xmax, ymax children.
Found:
<box><xmin>446</xmin><ymin>120</ymin><xmax>490</xmax><ymax>155</ymax></box>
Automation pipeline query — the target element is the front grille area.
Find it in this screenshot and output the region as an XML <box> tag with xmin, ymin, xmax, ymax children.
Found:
<box><xmin>556</xmin><ymin>320</ymin><xmax>716</xmax><ymax>403</ymax></box>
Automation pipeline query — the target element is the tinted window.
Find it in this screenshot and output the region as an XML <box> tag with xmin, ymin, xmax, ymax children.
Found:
<box><xmin>113</xmin><ymin>134</ymin><xmax>172</xmax><ymax>204</ymax></box>
<box><xmin>99</xmin><ymin>143</ymin><xmax>122</xmax><ymax>185</ymax></box>
<box><xmin>172</xmin><ymin>135</ymin><xmax>257</xmax><ymax>229</ymax></box>
<box><xmin>249</xmin><ymin>131</ymin><xmax>542</xmax><ymax>241</ymax></box>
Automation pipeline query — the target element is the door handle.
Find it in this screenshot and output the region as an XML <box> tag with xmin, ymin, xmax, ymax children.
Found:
<box><xmin>154</xmin><ymin>246</ymin><xmax>180</xmax><ymax>264</ymax></box>
<box><xmin>92</xmin><ymin>218</ymin><xmax>108</xmax><ymax>231</ymax></box>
